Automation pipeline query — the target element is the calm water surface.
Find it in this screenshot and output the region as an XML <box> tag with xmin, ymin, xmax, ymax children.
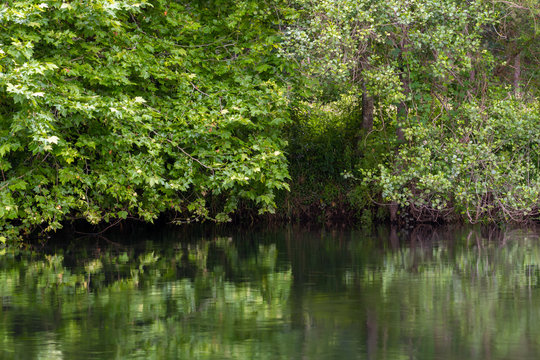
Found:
<box><xmin>1</xmin><ymin>225</ymin><xmax>540</xmax><ymax>359</ymax></box>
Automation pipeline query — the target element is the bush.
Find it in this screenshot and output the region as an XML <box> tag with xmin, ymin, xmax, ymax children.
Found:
<box><xmin>362</xmin><ymin>97</ymin><xmax>539</xmax><ymax>223</ymax></box>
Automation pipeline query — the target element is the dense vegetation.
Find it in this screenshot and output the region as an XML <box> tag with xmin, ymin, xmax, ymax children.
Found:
<box><xmin>0</xmin><ymin>0</ymin><xmax>538</xmax><ymax>241</ymax></box>
<box><xmin>282</xmin><ymin>0</ymin><xmax>539</xmax><ymax>224</ymax></box>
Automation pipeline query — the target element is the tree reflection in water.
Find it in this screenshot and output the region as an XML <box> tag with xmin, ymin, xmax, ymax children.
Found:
<box><xmin>0</xmin><ymin>225</ymin><xmax>539</xmax><ymax>359</ymax></box>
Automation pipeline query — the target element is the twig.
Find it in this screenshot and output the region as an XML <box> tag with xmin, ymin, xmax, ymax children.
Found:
<box><xmin>189</xmin><ymin>81</ymin><xmax>210</xmax><ymax>97</ymax></box>
<box><xmin>155</xmin><ymin>133</ymin><xmax>216</xmax><ymax>174</ymax></box>
<box><xmin>74</xmin><ymin>218</ymin><xmax>123</xmax><ymax>236</ymax></box>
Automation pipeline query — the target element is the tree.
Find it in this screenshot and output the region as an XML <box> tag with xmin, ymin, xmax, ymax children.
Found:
<box><xmin>281</xmin><ymin>0</ymin><xmax>539</xmax><ymax>223</ymax></box>
<box><xmin>281</xmin><ymin>0</ymin><xmax>496</xmax><ymax>134</ymax></box>
<box><xmin>489</xmin><ymin>0</ymin><xmax>540</xmax><ymax>96</ymax></box>
<box><xmin>0</xmin><ymin>0</ymin><xmax>293</xmax><ymax>240</ymax></box>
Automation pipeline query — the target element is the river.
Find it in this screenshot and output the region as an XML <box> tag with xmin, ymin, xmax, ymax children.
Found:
<box><xmin>0</xmin><ymin>225</ymin><xmax>539</xmax><ymax>359</ymax></box>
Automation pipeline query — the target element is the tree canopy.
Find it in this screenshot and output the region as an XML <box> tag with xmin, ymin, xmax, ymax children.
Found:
<box><xmin>0</xmin><ymin>0</ymin><xmax>294</xmax><ymax>240</ymax></box>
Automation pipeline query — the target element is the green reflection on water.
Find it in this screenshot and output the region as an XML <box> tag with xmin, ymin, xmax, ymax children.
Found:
<box><xmin>0</xmin><ymin>226</ymin><xmax>539</xmax><ymax>359</ymax></box>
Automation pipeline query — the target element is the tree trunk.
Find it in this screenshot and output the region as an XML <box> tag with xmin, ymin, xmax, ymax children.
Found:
<box><xmin>362</xmin><ymin>82</ymin><xmax>374</xmax><ymax>131</ymax></box>
<box><xmin>389</xmin><ymin>202</ymin><xmax>398</xmax><ymax>223</ymax></box>
<box><xmin>396</xmin><ymin>40</ymin><xmax>410</xmax><ymax>142</ymax></box>
<box><xmin>514</xmin><ymin>51</ymin><xmax>521</xmax><ymax>96</ymax></box>
<box><xmin>396</xmin><ymin>75</ymin><xmax>409</xmax><ymax>142</ymax></box>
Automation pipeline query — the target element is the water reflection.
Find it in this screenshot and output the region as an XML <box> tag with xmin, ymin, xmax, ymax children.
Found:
<box><xmin>0</xmin><ymin>225</ymin><xmax>539</xmax><ymax>359</ymax></box>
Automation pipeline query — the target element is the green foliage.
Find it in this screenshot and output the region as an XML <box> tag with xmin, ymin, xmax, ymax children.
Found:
<box><xmin>364</xmin><ymin>96</ymin><xmax>539</xmax><ymax>223</ymax></box>
<box><xmin>279</xmin><ymin>93</ymin><xmax>363</xmax><ymax>221</ymax></box>
<box><xmin>0</xmin><ymin>0</ymin><xmax>294</xmax><ymax>241</ymax></box>
<box><xmin>1</xmin><ymin>0</ymin><xmax>539</xmax><ymax>236</ymax></box>
<box><xmin>281</xmin><ymin>0</ymin><xmax>497</xmax><ymax>100</ymax></box>
<box><xmin>488</xmin><ymin>0</ymin><xmax>540</xmax><ymax>96</ymax></box>
<box><xmin>288</xmin><ymin>93</ymin><xmax>359</xmax><ymax>178</ymax></box>
<box><xmin>282</xmin><ymin>0</ymin><xmax>539</xmax><ymax>224</ymax></box>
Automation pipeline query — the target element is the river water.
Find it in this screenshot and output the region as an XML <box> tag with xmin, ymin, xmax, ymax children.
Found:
<box><xmin>0</xmin><ymin>225</ymin><xmax>539</xmax><ymax>359</ymax></box>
